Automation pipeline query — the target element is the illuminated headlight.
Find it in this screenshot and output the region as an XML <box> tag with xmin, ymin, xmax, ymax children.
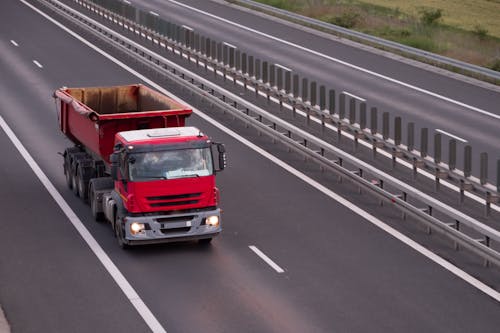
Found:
<box><xmin>130</xmin><ymin>222</ymin><xmax>145</xmax><ymax>235</ymax></box>
<box><xmin>206</xmin><ymin>215</ymin><xmax>219</xmax><ymax>227</ymax></box>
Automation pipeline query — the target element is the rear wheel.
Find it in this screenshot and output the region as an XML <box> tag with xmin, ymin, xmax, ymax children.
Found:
<box><xmin>63</xmin><ymin>147</ymin><xmax>81</xmax><ymax>189</ymax></box>
<box><xmin>76</xmin><ymin>164</ymin><xmax>93</xmax><ymax>202</ymax></box>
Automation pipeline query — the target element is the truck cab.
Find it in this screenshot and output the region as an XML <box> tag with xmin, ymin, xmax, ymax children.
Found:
<box><xmin>105</xmin><ymin>127</ymin><xmax>226</xmax><ymax>246</ymax></box>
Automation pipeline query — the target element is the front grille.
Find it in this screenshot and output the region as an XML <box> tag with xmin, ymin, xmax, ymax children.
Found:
<box><xmin>156</xmin><ymin>216</ymin><xmax>195</xmax><ymax>223</ymax></box>
<box><xmin>160</xmin><ymin>227</ymin><xmax>191</xmax><ymax>234</ymax></box>
<box><xmin>147</xmin><ymin>193</ymin><xmax>201</xmax><ymax>201</ymax></box>
<box><xmin>150</xmin><ymin>200</ymin><xmax>198</xmax><ymax>207</ymax></box>
<box><xmin>147</xmin><ymin>192</ymin><xmax>201</xmax><ymax>208</ymax></box>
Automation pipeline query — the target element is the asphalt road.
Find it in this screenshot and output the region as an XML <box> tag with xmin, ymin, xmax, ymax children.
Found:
<box><xmin>0</xmin><ymin>0</ymin><xmax>499</xmax><ymax>332</ymax></box>
<box><xmin>129</xmin><ymin>0</ymin><xmax>500</xmax><ymax>180</ymax></box>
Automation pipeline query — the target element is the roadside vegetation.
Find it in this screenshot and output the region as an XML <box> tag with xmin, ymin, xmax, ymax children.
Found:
<box><xmin>252</xmin><ymin>0</ymin><xmax>500</xmax><ymax>73</ymax></box>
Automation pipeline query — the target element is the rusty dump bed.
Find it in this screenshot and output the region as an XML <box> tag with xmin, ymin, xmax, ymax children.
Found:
<box><xmin>54</xmin><ymin>84</ymin><xmax>192</xmax><ymax>165</ymax></box>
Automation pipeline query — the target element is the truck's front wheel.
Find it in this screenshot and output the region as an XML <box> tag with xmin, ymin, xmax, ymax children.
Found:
<box><xmin>115</xmin><ymin>216</ymin><xmax>129</xmax><ymax>249</ymax></box>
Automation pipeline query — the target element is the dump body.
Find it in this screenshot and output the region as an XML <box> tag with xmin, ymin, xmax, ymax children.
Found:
<box><xmin>55</xmin><ymin>84</ymin><xmax>224</xmax><ymax>247</ymax></box>
<box><xmin>54</xmin><ymin>84</ymin><xmax>192</xmax><ymax>166</ymax></box>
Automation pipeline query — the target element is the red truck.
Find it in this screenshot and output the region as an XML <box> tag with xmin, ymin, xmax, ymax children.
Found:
<box><xmin>54</xmin><ymin>84</ymin><xmax>226</xmax><ymax>248</ymax></box>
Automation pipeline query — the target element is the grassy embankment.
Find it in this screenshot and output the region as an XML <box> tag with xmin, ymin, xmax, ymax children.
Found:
<box><xmin>253</xmin><ymin>0</ymin><xmax>500</xmax><ymax>74</ymax></box>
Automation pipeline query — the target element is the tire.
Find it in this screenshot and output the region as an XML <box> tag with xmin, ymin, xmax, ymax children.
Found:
<box><xmin>89</xmin><ymin>177</ymin><xmax>113</xmax><ymax>222</ymax></box>
<box><xmin>89</xmin><ymin>183</ymin><xmax>104</xmax><ymax>222</ymax></box>
<box><xmin>115</xmin><ymin>212</ymin><xmax>129</xmax><ymax>249</ymax></box>
<box><xmin>77</xmin><ymin>163</ymin><xmax>93</xmax><ymax>202</ymax></box>
<box><xmin>64</xmin><ymin>147</ymin><xmax>81</xmax><ymax>189</ymax></box>
<box><xmin>71</xmin><ymin>163</ymin><xmax>79</xmax><ymax>196</ymax></box>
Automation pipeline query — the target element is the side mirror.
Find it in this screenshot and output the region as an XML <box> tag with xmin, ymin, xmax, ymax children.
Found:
<box><xmin>217</xmin><ymin>143</ymin><xmax>226</xmax><ymax>171</ymax></box>
<box><xmin>110</xmin><ymin>152</ymin><xmax>119</xmax><ymax>180</ymax></box>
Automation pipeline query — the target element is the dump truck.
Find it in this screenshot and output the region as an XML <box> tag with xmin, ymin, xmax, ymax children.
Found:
<box><xmin>54</xmin><ymin>84</ymin><xmax>226</xmax><ymax>248</ymax></box>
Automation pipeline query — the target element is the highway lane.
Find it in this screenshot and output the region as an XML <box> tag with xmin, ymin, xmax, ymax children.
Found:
<box><xmin>125</xmin><ymin>0</ymin><xmax>500</xmax><ymax>177</ymax></box>
<box><xmin>1</xmin><ymin>0</ymin><xmax>500</xmax><ymax>331</ymax></box>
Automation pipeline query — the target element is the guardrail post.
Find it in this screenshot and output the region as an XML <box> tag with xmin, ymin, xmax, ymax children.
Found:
<box><xmin>221</xmin><ymin>44</ymin><xmax>228</xmax><ymax>79</ymax></box>
<box><xmin>480</xmin><ymin>152</ymin><xmax>488</xmax><ymax>185</ymax></box>
<box><xmin>449</xmin><ymin>139</ymin><xmax>457</xmax><ymax>171</ymax></box>
<box><xmin>319</xmin><ymin>85</ymin><xmax>326</xmax><ymax>134</ymax></box>
<box><xmin>420</xmin><ymin>128</ymin><xmax>428</xmax><ymax>158</ymax></box>
<box><xmin>392</xmin><ymin>117</ymin><xmax>402</xmax><ymax>169</ymax></box>
<box><xmin>210</xmin><ymin>41</ymin><xmax>216</xmax><ymax>76</ymax></box>
<box><xmin>434</xmin><ymin>133</ymin><xmax>442</xmax><ymax>164</ymax></box>
<box><xmin>434</xmin><ymin>133</ymin><xmax>442</xmax><ymax>190</ymax></box>
<box><xmin>210</xmin><ymin>40</ymin><xmax>216</xmax><ymax>59</ymax></box>
<box><xmin>407</xmin><ymin>122</ymin><xmax>414</xmax><ymax>152</ymax></box>
<box><xmin>200</xmin><ymin>35</ymin><xmax>206</xmax><ymax>54</ymax></box>
<box><xmin>214</xmin><ymin>42</ymin><xmax>221</xmax><ymax>63</ymax></box>
<box><xmin>248</xmin><ymin>55</ymin><xmax>254</xmax><ymax>78</ymax></box>
<box><xmin>370</xmin><ymin>107</ymin><xmax>378</xmax><ymax>134</ymax></box>
<box><xmin>329</xmin><ymin>89</ymin><xmax>335</xmax><ymax>115</ymax></box>
<box><xmin>292</xmin><ymin>75</ymin><xmax>299</xmax><ymax>117</ymax></box>
<box><xmin>189</xmin><ymin>30</ymin><xmax>195</xmax><ymax>50</ymax></box>
<box><xmin>348</xmin><ymin>98</ymin><xmax>357</xmax><ymax>150</ymax></box>
<box><xmin>262</xmin><ymin>61</ymin><xmax>268</xmax><ymax>84</ymax></box>
<box><xmin>255</xmin><ymin>58</ymin><xmax>261</xmax><ymax>80</ymax></box>
<box><xmin>205</xmin><ymin>37</ymin><xmax>211</xmax><ymax>60</ymax></box>
<box><xmin>339</xmin><ymin>93</ymin><xmax>346</xmax><ymax>120</ymax></box>
<box><xmin>394</xmin><ymin>117</ymin><xmax>402</xmax><ymax>146</ymax></box>
<box><xmin>301</xmin><ymin>78</ymin><xmax>308</xmax><ymax>103</ymax></box>
<box><xmin>277</xmin><ymin>67</ymin><xmax>283</xmax><ymax>91</ymax></box>
<box><xmin>359</xmin><ymin>102</ymin><xmax>366</xmax><ymax>130</ymax></box>
<box><xmin>229</xmin><ymin>46</ymin><xmax>235</xmax><ymax>69</ymax></box>
<box><xmin>319</xmin><ymin>86</ymin><xmax>326</xmax><ymax>110</ymax></box>
<box><xmin>235</xmin><ymin>50</ymin><xmax>241</xmax><ymax>71</ymax></box>
<box><xmin>276</xmin><ymin>66</ymin><xmax>284</xmax><ymax>109</ymax></box>
<box><xmin>464</xmin><ymin>145</ymin><xmax>472</xmax><ymax>177</ymax></box>
<box><xmin>349</xmin><ymin>98</ymin><xmax>356</xmax><ymax>124</ymax></box>
<box><xmin>270</xmin><ymin>64</ymin><xmax>276</xmax><ymax>88</ymax></box>
<box><xmin>293</xmin><ymin>74</ymin><xmax>299</xmax><ymax>98</ymax></box>
<box><xmin>337</xmin><ymin>93</ymin><xmax>345</xmax><ymax>141</ymax></box>
<box><xmin>241</xmin><ymin>52</ymin><xmax>247</xmax><ymax>75</ymax></box>
<box><xmin>310</xmin><ymin>81</ymin><xmax>317</xmax><ymax>107</ymax></box>
<box><xmin>370</xmin><ymin>107</ymin><xmax>378</xmax><ymax>158</ymax></box>
<box><xmin>285</xmin><ymin>70</ymin><xmax>292</xmax><ymax>95</ymax></box>
<box><xmin>382</xmin><ymin>112</ymin><xmax>389</xmax><ymax>140</ymax></box>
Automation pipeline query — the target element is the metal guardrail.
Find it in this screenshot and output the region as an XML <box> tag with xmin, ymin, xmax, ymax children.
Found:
<box><xmin>231</xmin><ymin>0</ymin><xmax>500</xmax><ymax>83</ymax></box>
<box><xmin>70</xmin><ymin>0</ymin><xmax>500</xmax><ymax>217</ymax></box>
<box><xmin>37</xmin><ymin>0</ymin><xmax>500</xmax><ymax>268</ymax></box>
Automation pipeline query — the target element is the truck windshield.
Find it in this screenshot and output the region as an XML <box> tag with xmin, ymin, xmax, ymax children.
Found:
<box><xmin>129</xmin><ymin>148</ymin><xmax>213</xmax><ymax>181</ymax></box>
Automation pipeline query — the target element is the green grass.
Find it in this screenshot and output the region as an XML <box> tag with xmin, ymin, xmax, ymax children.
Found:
<box><xmin>251</xmin><ymin>0</ymin><xmax>500</xmax><ymax>75</ymax></box>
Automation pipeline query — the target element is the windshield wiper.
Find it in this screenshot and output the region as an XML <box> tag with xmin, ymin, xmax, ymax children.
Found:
<box><xmin>169</xmin><ymin>174</ymin><xmax>200</xmax><ymax>179</ymax></box>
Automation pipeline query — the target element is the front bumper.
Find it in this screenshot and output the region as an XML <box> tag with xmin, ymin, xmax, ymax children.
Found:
<box><xmin>123</xmin><ymin>208</ymin><xmax>221</xmax><ymax>245</ymax></box>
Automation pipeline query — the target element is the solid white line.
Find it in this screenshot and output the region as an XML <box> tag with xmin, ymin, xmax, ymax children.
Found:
<box><xmin>149</xmin><ymin>11</ymin><xmax>159</xmax><ymax>16</ymax></box>
<box><xmin>223</xmin><ymin>41</ymin><xmax>236</xmax><ymax>49</ymax></box>
<box><xmin>25</xmin><ymin>0</ymin><xmax>500</xmax><ymax>303</ymax></box>
<box><xmin>0</xmin><ymin>116</ymin><xmax>167</xmax><ymax>333</ymax></box>
<box><xmin>275</xmin><ymin>63</ymin><xmax>291</xmax><ymax>72</ymax></box>
<box><xmin>166</xmin><ymin>0</ymin><xmax>499</xmax><ymax>120</ymax></box>
<box><xmin>33</xmin><ymin>60</ymin><xmax>43</xmax><ymax>68</ymax></box>
<box><xmin>249</xmin><ymin>246</ymin><xmax>285</xmax><ymax>273</ymax></box>
<box><xmin>123</xmin><ymin>0</ymin><xmax>131</xmax><ymax>4</ymax></box>
<box><xmin>19</xmin><ymin>1</ymin><xmax>167</xmax><ymax>332</ymax></box>
<box><xmin>342</xmin><ymin>91</ymin><xmax>366</xmax><ymax>102</ymax></box>
<box><xmin>181</xmin><ymin>25</ymin><xmax>193</xmax><ymax>31</ymax></box>
<box><xmin>436</xmin><ymin>129</ymin><xmax>468</xmax><ymax>143</ymax></box>
<box><xmin>10</xmin><ymin>40</ymin><xmax>19</xmax><ymax>47</ymax></box>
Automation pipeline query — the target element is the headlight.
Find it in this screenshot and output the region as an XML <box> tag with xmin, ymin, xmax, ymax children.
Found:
<box><xmin>206</xmin><ymin>215</ymin><xmax>219</xmax><ymax>227</ymax></box>
<box><xmin>130</xmin><ymin>222</ymin><xmax>145</xmax><ymax>235</ymax></box>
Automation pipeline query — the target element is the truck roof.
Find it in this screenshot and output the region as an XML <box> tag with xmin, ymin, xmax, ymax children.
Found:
<box><xmin>118</xmin><ymin>127</ymin><xmax>207</xmax><ymax>145</ymax></box>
